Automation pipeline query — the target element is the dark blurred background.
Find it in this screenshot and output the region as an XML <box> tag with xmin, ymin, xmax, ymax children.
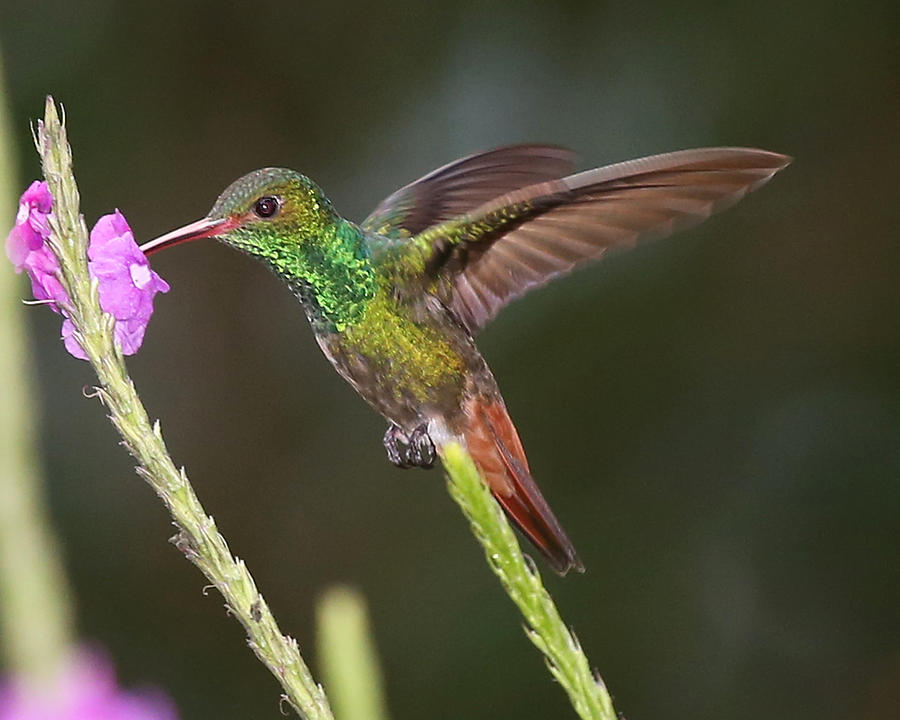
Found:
<box><xmin>1</xmin><ymin>1</ymin><xmax>899</xmax><ymax>719</ymax></box>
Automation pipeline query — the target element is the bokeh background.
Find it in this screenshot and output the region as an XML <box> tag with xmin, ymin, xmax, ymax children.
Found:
<box><xmin>1</xmin><ymin>1</ymin><xmax>899</xmax><ymax>719</ymax></box>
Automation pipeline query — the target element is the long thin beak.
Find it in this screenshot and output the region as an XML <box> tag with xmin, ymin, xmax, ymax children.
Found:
<box><xmin>139</xmin><ymin>217</ymin><xmax>234</xmax><ymax>256</ymax></box>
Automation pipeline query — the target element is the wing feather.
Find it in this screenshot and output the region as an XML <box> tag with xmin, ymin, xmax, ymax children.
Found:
<box><xmin>362</xmin><ymin>144</ymin><xmax>576</xmax><ymax>238</ymax></box>
<box><xmin>405</xmin><ymin>147</ymin><xmax>790</xmax><ymax>331</ymax></box>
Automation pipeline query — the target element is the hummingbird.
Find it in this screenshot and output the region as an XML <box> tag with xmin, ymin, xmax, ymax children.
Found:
<box><xmin>141</xmin><ymin>145</ymin><xmax>789</xmax><ymax>574</ymax></box>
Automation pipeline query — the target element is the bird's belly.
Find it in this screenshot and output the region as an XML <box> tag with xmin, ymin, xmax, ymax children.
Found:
<box><xmin>315</xmin><ymin>312</ymin><xmax>469</xmax><ymax>430</ymax></box>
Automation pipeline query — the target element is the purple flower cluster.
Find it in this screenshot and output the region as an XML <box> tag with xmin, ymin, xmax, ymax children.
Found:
<box><xmin>5</xmin><ymin>181</ymin><xmax>169</xmax><ymax>359</ymax></box>
<box><xmin>0</xmin><ymin>648</ymin><xmax>178</xmax><ymax>720</ymax></box>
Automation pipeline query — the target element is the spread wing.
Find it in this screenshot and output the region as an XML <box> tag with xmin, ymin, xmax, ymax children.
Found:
<box><xmin>407</xmin><ymin>147</ymin><xmax>790</xmax><ymax>332</ymax></box>
<box><xmin>361</xmin><ymin>144</ymin><xmax>577</xmax><ymax>239</ymax></box>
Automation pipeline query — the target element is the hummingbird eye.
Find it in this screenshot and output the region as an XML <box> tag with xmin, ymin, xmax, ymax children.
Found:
<box><xmin>253</xmin><ymin>196</ymin><xmax>280</xmax><ymax>219</ymax></box>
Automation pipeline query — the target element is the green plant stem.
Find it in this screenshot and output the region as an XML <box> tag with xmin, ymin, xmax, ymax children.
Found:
<box><xmin>0</xmin><ymin>63</ymin><xmax>74</xmax><ymax>688</ymax></box>
<box><xmin>316</xmin><ymin>586</ymin><xmax>390</xmax><ymax>720</ymax></box>
<box><xmin>35</xmin><ymin>96</ymin><xmax>332</xmax><ymax>720</ymax></box>
<box><xmin>442</xmin><ymin>443</ymin><xmax>618</xmax><ymax>720</ymax></box>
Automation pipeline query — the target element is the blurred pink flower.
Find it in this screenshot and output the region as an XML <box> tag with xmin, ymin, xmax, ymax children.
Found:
<box><xmin>0</xmin><ymin>647</ymin><xmax>178</xmax><ymax>720</ymax></box>
<box><xmin>4</xmin><ymin>182</ymin><xmax>169</xmax><ymax>359</ymax></box>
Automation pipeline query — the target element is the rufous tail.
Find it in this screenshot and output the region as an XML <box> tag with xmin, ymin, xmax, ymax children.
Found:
<box><xmin>450</xmin><ymin>396</ymin><xmax>583</xmax><ymax>575</ymax></box>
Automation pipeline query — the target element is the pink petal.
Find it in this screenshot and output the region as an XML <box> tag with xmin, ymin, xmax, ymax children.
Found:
<box><xmin>129</xmin><ymin>263</ymin><xmax>153</xmax><ymax>289</ymax></box>
<box><xmin>20</xmin><ymin>180</ymin><xmax>52</xmax><ymax>213</ymax></box>
<box><xmin>61</xmin><ymin>319</ymin><xmax>88</xmax><ymax>360</ymax></box>
<box><xmin>5</xmin><ymin>225</ymin><xmax>31</xmax><ymax>270</ymax></box>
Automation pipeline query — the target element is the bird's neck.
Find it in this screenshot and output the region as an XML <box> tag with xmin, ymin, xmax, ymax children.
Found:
<box><xmin>279</xmin><ymin>220</ymin><xmax>378</xmax><ymax>333</ymax></box>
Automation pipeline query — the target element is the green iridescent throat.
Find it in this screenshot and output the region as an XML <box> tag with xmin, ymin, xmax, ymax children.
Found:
<box><xmin>225</xmin><ymin>219</ymin><xmax>378</xmax><ymax>332</ymax></box>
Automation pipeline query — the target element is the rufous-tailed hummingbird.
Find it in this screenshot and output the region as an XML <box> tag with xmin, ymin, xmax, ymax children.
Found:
<box><xmin>142</xmin><ymin>145</ymin><xmax>789</xmax><ymax>574</ymax></box>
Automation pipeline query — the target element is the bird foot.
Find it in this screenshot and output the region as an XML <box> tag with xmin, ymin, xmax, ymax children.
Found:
<box><xmin>408</xmin><ymin>425</ymin><xmax>436</xmax><ymax>468</ymax></box>
<box><xmin>383</xmin><ymin>423</ymin><xmax>436</xmax><ymax>469</ymax></box>
<box><xmin>383</xmin><ymin>424</ymin><xmax>409</xmax><ymax>468</ymax></box>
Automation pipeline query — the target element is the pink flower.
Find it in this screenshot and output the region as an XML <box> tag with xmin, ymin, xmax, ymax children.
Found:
<box><xmin>6</xmin><ymin>181</ymin><xmax>52</xmax><ymax>267</ymax></box>
<box><xmin>0</xmin><ymin>647</ymin><xmax>179</xmax><ymax>720</ymax></box>
<box><xmin>5</xmin><ymin>182</ymin><xmax>169</xmax><ymax>359</ymax></box>
<box><xmin>62</xmin><ymin>210</ymin><xmax>170</xmax><ymax>359</ymax></box>
<box><xmin>5</xmin><ymin>180</ymin><xmax>68</xmax><ymax>309</ymax></box>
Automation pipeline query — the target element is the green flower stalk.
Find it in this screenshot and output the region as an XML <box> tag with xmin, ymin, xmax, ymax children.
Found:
<box><xmin>443</xmin><ymin>443</ymin><xmax>618</xmax><ymax>720</ymax></box>
<box><xmin>34</xmin><ymin>95</ymin><xmax>332</xmax><ymax>720</ymax></box>
<box><xmin>0</xmin><ymin>68</ymin><xmax>74</xmax><ymax>691</ymax></box>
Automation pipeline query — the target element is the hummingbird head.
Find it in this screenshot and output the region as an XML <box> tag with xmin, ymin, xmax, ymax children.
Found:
<box><xmin>141</xmin><ymin>168</ymin><xmax>338</xmax><ymax>259</ymax></box>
